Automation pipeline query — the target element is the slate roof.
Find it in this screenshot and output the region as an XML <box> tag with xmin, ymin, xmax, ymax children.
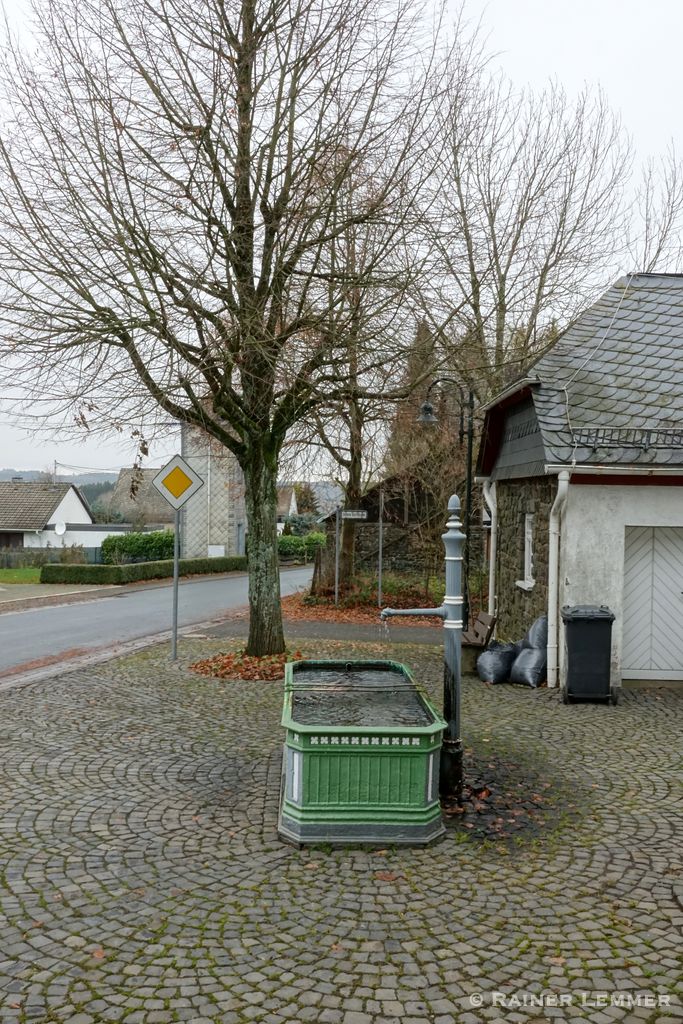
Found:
<box><xmin>492</xmin><ymin>274</ymin><xmax>683</xmax><ymax>468</ymax></box>
<box><xmin>108</xmin><ymin>469</ymin><xmax>175</xmax><ymax>524</ymax></box>
<box><xmin>0</xmin><ymin>482</ymin><xmax>85</xmax><ymax>531</ymax></box>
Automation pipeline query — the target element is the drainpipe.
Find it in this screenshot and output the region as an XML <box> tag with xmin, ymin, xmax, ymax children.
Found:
<box><xmin>547</xmin><ymin>470</ymin><xmax>571</xmax><ymax>688</ymax></box>
<box><xmin>482</xmin><ymin>479</ymin><xmax>497</xmax><ymax>618</ymax></box>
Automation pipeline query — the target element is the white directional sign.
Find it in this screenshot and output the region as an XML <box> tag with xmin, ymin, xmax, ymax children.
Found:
<box><xmin>152</xmin><ymin>454</ymin><xmax>204</xmax><ymax>511</ymax></box>
<box><xmin>341</xmin><ymin>509</ymin><xmax>368</xmax><ymax>520</ymax></box>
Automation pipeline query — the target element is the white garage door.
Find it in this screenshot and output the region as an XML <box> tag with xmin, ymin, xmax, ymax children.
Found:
<box><xmin>622</xmin><ymin>526</ymin><xmax>683</xmax><ymax>680</ymax></box>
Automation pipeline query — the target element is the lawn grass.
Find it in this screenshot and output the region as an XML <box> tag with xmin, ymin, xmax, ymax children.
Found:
<box><xmin>0</xmin><ymin>566</ymin><xmax>42</xmax><ymax>584</ymax></box>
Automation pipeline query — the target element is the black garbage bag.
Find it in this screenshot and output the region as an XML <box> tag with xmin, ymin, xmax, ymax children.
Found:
<box><xmin>523</xmin><ymin>614</ymin><xmax>548</xmax><ymax>649</ymax></box>
<box><xmin>477</xmin><ymin>641</ymin><xmax>522</xmax><ymax>684</ymax></box>
<box><xmin>510</xmin><ymin>646</ymin><xmax>547</xmax><ymax>688</ymax></box>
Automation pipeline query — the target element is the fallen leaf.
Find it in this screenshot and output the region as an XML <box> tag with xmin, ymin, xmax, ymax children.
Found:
<box><xmin>92</xmin><ymin>948</ymin><xmax>105</xmax><ymax>959</ymax></box>
<box><xmin>546</xmin><ymin>955</ymin><xmax>566</xmax><ymax>966</ymax></box>
<box><xmin>374</xmin><ymin>871</ymin><xmax>400</xmax><ymax>882</ymax></box>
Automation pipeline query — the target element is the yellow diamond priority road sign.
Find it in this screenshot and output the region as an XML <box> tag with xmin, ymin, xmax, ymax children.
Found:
<box><xmin>152</xmin><ymin>454</ymin><xmax>204</xmax><ymax>511</ymax></box>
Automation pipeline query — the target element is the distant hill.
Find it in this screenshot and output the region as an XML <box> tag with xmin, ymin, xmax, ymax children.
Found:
<box><xmin>0</xmin><ymin>469</ymin><xmax>119</xmax><ymax>485</ymax></box>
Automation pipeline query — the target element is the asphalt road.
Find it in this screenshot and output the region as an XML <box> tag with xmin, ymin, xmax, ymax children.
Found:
<box><xmin>0</xmin><ymin>567</ymin><xmax>312</xmax><ymax>677</ymax></box>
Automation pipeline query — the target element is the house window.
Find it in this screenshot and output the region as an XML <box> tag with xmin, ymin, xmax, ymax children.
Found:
<box><xmin>516</xmin><ymin>513</ymin><xmax>535</xmax><ymax>591</ymax></box>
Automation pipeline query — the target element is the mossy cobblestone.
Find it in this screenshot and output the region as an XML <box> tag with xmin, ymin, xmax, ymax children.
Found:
<box><xmin>0</xmin><ymin>637</ymin><xmax>681</xmax><ymax>1023</ymax></box>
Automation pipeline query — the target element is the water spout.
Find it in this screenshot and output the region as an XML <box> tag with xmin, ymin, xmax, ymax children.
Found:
<box><xmin>380</xmin><ymin>606</ymin><xmax>446</xmax><ymax>621</ymax></box>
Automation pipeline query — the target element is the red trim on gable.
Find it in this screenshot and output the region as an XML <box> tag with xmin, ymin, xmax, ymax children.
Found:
<box><xmin>571</xmin><ymin>474</ymin><xmax>683</xmax><ymax>486</ymax></box>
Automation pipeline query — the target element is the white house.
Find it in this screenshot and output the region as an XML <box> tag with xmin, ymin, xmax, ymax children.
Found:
<box><xmin>0</xmin><ymin>481</ymin><xmax>122</xmax><ymax>550</ymax></box>
<box><xmin>477</xmin><ymin>273</ymin><xmax>683</xmax><ymax>687</ymax></box>
<box><xmin>276</xmin><ymin>485</ymin><xmax>298</xmax><ymax>534</ymax></box>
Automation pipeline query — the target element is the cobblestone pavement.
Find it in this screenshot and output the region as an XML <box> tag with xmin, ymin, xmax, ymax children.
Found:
<box><xmin>0</xmin><ymin>637</ymin><xmax>681</xmax><ymax>1024</ymax></box>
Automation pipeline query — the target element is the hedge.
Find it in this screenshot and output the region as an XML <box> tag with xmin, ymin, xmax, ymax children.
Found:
<box><xmin>277</xmin><ymin>532</ymin><xmax>326</xmax><ymax>559</ymax></box>
<box><xmin>101</xmin><ymin>529</ymin><xmax>175</xmax><ymax>564</ymax></box>
<box><xmin>40</xmin><ymin>555</ymin><xmax>248</xmax><ymax>585</ymax></box>
<box><xmin>40</xmin><ymin>563</ymin><xmax>122</xmax><ymax>585</ymax></box>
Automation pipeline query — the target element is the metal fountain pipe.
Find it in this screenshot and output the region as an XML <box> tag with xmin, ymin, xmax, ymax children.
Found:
<box><xmin>380</xmin><ymin>606</ymin><xmax>445</xmax><ymax>620</ymax></box>
<box><xmin>380</xmin><ymin>494</ymin><xmax>465</xmax><ymax>802</ymax></box>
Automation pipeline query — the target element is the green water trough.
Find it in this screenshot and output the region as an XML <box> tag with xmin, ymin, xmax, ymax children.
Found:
<box><xmin>278</xmin><ymin>659</ymin><xmax>446</xmax><ymax>845</ymax></box>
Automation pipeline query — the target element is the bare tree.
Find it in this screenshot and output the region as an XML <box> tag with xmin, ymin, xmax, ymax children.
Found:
<box><xmin>283</xmin><ymin>361</ymin><xmax>400</xmax><ymax>593</ymax></box>
<box><xmin>627</xmin><ymin>145</ymin><xmax>683</xmax><ymax>273</ymax></box>
<box><xmin>425</xmin><ymin>65</ymin><xmax>632</xmax><ymax>396</ymax></box>
<box><xmin>0</xmin><ymin>0</ymin><xmax>438</xmax><ymax>654</ymax></box>
<box><xmin>279</xmin><ymin>160</ymin><xmax>435</xmax><ymax>592</ymax></box>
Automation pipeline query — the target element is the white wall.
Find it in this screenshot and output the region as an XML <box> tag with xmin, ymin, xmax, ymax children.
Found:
<box><xmin>560</xmin><ymin>483</ymin><xmax>683</xmax><ymax>684</ymax></box>
<box><xmin>23</xmin><ymin>528</ymin><xmax>132</xmax><ymax>549</ymax></box>
<box><xmin>47</xmin><ymin>490</ymin><xmax>92</xmax><ymax>526</ymax></box>
<box><xmin>22</xmin><ymin>488</ymin><xmax>97</xmax><ymax>548</ymax></box>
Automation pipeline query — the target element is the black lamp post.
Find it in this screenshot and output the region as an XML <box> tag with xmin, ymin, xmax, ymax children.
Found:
<box><xmin>417</xmin><ymin>380</ymin><xmax>475</xmax><ymax>633</ymax></box>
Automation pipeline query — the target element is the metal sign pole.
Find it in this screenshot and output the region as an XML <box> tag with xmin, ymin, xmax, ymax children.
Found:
<box><xmin>378</xmin><ymin>486</ymin><xmax>384</xmax><ymax>608</ymax></box>
<box><xmin>334</xmin><ymin>506</ymin><xmax>341</xmax><ymax>606</ymax></box>
<box><xmin>151</xmin><ymin>454</ymin><xmax>204</xmax><ymax>663</ymax></box>
<box><xmin>172</xmin><ymin>508</ymin><xmax>180</xmax><ymax>661</ymax></box>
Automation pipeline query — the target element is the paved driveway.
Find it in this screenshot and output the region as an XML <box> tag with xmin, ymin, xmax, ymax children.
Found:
<box><xmin>0</xmin><ymin>636</ymin><xmax>681</xmax><ymax>1024</ymax></box>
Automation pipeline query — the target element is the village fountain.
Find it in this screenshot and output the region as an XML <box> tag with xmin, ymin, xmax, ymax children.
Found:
<box><xmin>278</xmin><ymin>495</ymin><xmax>464</xmax><ymax>845</ymax></box>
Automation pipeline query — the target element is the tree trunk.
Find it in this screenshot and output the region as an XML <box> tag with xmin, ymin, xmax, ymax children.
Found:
<box><xmin>339</xmin><ymin>397</ymin><xmax>363</xmax><ymax>590</ymax></box>
<box><xmin>243</xmin><ymin>447</ymin><xmax>285</xmax><ymax>656</ymax></box>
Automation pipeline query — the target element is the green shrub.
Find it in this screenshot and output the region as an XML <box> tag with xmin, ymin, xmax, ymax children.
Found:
<box><xmin>278</xmin><ymin>534</ymin><xmax>305</xmax><ymax>558</ymax></box>
<box><xmin>305</xmin><ymin>531</ymin><xmax>326</xmax><ymax>551</ymax></box>
<box><xmin>40</xmin><ymin>555</ymin><xmax>247</xmax><ymax>585</ymax></box>
<box><xmin>101</xmin><ymin>529</ymin><xmax>175</xmax><ymax>564</ymax></box>
<box><xmin>117</xmin><ymin>556</ymin><xmax>247</xmax><ymax>583</ymax></box>
<box><xmin>278</xmin><ymin>532</ymin><xmax>326</xmax><ymax>560</ymax></box>
<box><xmin>40</xmin><ymin>563</ymin><xmax>123</xmax><ymax>584</ymax></box>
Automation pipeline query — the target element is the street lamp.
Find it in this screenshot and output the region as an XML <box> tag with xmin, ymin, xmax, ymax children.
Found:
<box><xmin>417</xmin><ymin>379</ymin><xmax>475</xmax><ymax>633</ymax></box>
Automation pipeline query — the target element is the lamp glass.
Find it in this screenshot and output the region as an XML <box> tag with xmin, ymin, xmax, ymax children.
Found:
<box><xmin>417</xmin><ymin>401</ymin><xmax>439</xmax><ymax>425</ymax></box>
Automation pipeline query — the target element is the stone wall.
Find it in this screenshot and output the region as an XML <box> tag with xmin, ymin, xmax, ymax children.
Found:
<box><xmin>317</xmin><ymin>517</ymin><xmax>488</xmax><ymax>589</ymax></box>
<box><xmin>317</xmin><ymin>519</ymin><xmax>443</xmax><ymax>585</ymax></box>
<box><xmin>495</xmin><ymin>477</ymin><xmax>554</xmax><ymax>639</ymax></box>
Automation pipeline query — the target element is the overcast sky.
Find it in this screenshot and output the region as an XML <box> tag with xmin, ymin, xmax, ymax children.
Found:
<box><xmin>1</xmin><ymin>0</ymin><xmax>681</xmax><ymax>472</ymax></box>
<box><xmin>474</xmin><ymin>0</ymin><xmax>683</xmax><ymax>162</ymax></box>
